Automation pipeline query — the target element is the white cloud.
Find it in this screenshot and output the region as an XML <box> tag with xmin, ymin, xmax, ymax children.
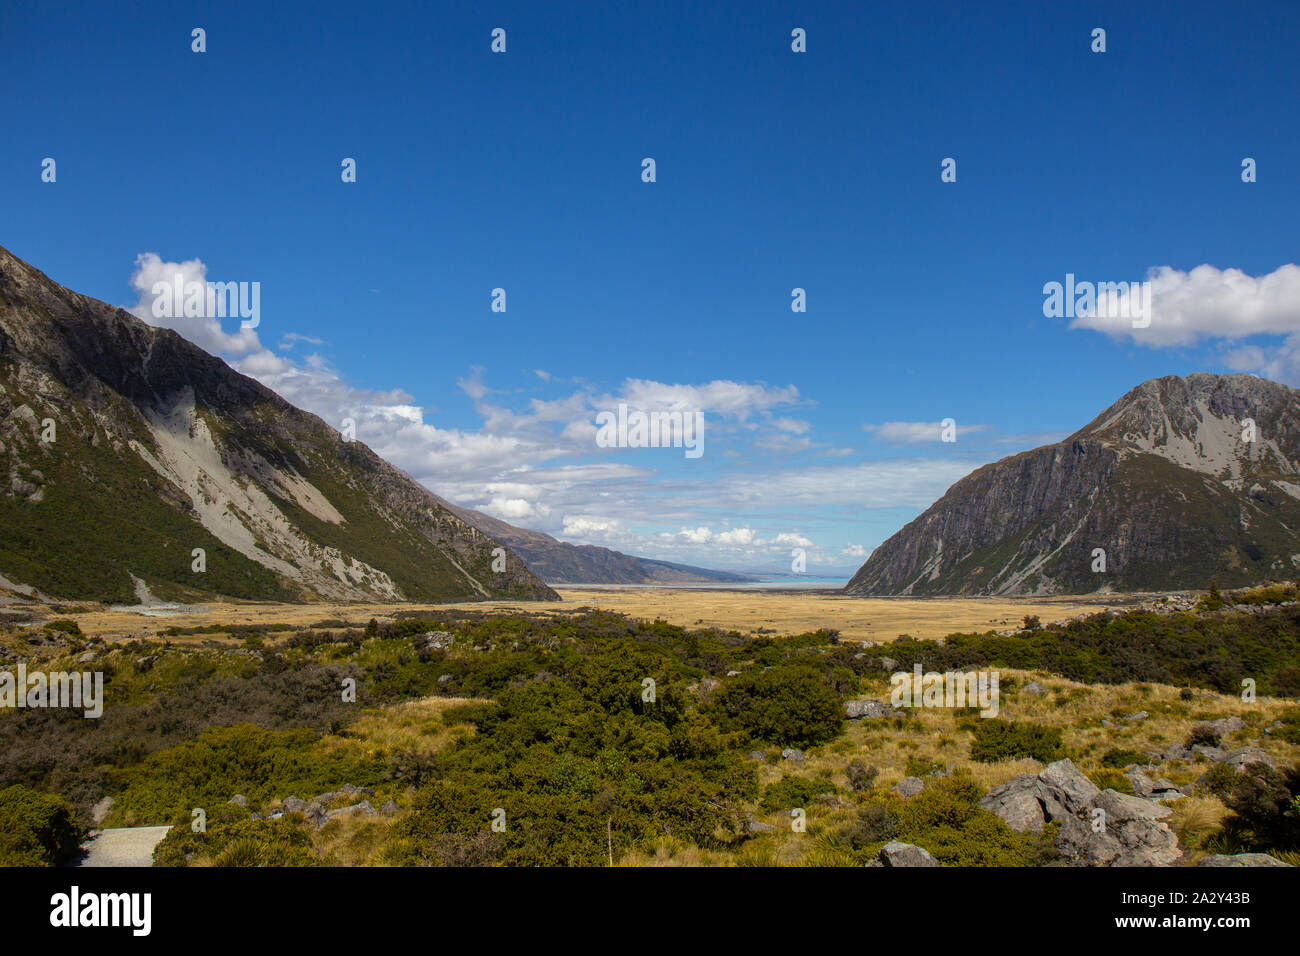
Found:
<box><xmin>123</xmin><ymin>253</ymin><xmax>981</xmax><ymax>571</ymax></box>
<box><xmin>863</xmin><ymin>421</ymin><xmax>989</xmax><ymax>444</ymax></box>
<box><xmin>128</xmin><ymin>253</ymin><xmax>262</xmax><ymax>357</ymax></box>
<box><xmin>1070</xmin><ymin>263</ymin><xmax>1300</xmax><ymax>384</ymax></box>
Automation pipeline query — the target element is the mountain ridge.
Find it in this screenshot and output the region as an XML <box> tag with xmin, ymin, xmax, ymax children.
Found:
<box><xmin>0</xmin><ymin>243</ymin><xmax>558</xmax><ymax>604</ymax></box>
<box><xmin>845</xmin><ymin>373</ymin><xmax>1300</xmax><ymax>596</ymax></box>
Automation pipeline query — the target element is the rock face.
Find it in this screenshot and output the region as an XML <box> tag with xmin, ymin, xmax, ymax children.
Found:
<box><xmin>846</xmin><ymin>374</ymin><xmax>1300</xmax><ymax>595</ymax></box>
<box><xmin>0</xmin><ymin>243</ymin><xmax>558</xmax><ymax>604</ymax></box>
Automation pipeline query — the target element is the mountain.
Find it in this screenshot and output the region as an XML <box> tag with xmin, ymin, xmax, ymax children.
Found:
<box><xmin>846</xmin><ymin>374</ymin><xmax>1300</xmax><ymax>596</ymax></box>
<box><xmin>442</xmin><ymin>503</ymin><xmax>755</xmax><ymax>585</ymax></box>
<box><xmin>0</xmin><ymin>244</ymin><xmax>558</xmax><ymax>604</ymax></box>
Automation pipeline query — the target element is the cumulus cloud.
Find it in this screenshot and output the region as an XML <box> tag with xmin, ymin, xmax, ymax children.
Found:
<box><xmin>128</xmin><ymin>253</ymin><xmax>262</xmax><ymax>357</ymax></box>
<box><xmin>124</xmin><ymin>253</ymin><xmax>983</xmax><ymax>570</ymax></box>
<box><xmin>1070</xmin><ymin>263</ymin><xmax>1300</xmax><ymax>384</ymax></box>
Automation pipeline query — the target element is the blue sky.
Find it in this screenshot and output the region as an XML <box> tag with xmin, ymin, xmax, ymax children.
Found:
<box><xmin>4</xmin><ymin>0</ymin><xmax>1299</xmax><ymax>575</ymax></box>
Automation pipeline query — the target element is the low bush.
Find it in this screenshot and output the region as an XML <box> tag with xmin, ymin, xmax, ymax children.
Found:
<box><xmin>0</xmin><ymin>785</ymin><xmax>85</xmax><ymax>866</ymax></box>
<box><xmin>969</xmin><ymin>720</ymin><xmax>1063</xmax><ymax>764</ymax></box>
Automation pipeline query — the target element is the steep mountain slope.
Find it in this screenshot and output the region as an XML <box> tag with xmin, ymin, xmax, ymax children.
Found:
<box><xmin>846</xmin><ymin>374</ymin><xmax>1300</xmax><ymax>596</ymax></box>
<box><xmin>0</xmin><ymin>244</ymin><xmax>557</xmax><ymax>604</ymax></box>
<box><xmin>442</xmin><ymin>503</ymin><xmax>754</xmax><ymax>584</ymax></box>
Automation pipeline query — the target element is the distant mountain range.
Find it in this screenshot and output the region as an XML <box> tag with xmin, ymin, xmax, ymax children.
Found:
<box><xmin>846</xmin><ymin>373</ymin><xmax>1300</xmax><ymax>596</ymax></box>
<box><xmin>0</xmin><ymin>244</ymin><xmax>557</xmax><ymax>604</ymax></box>
<box><xmin>443</xmin><ymin>503</ymin><xmax>755</xmax><ymax>584</ymax></box>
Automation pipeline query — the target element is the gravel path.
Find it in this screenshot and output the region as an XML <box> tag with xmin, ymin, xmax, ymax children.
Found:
<box><xmin>69</xmin><ymin>826</ymin><xmax>172</xmax><ymax>867</ymax></box>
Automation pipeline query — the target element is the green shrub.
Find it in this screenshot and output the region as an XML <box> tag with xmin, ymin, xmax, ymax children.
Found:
<box><xmin>41</xmin><ymin>619</ymin><xmax>83</xmax><ymax>637</ymax></box>
<box><xmin>1100</xmin><ymin>748</ymin><xmax>1144</xmax><ymax>768</ymax></box>
<box><xmin>1088</xmin><ymin>769</ymin><xmax>1134</xmax><ymax>795</ymax></box>
<box><xmin>707</xmin><ymin>663</ymin><xmax>843</xmax><ymax>747</ymax></box>
<box><xmin>1203</xmin><ymin>762</ymin><xmax>1241</xmax><ymax>799</ymax></box>
<box><xmin>1272</xmin><ymin>709</ymin><xmax>1300</xmax><ymax>745</ymax></box>
<box><xmin>840</xmin><ymin>803</ymin><xmax>898</xmax><ymax>848</ymax></box>
<box><xmin>1218</xmin><ymin>762</ymin><xmax>1300</xmax><ymax>852</ymax></box>
<box><xmin>1186</xmin><ymin>723</ymin><xmax>1220</xmax><ymax>748</ymax></box>
<box><xmin>905</xmin><ymin>755</ymin><xmax>945</xmax><ymax>778</ymax></box>
<box><xmin>0</xmin><ymin>785</ymin><xmax>85</xmax><ymax>866</ymax></box>
<box><xmin>760</xmin><ymin>774</ymin><xmax>835</xmax><ymax>811</ymax></box>
<box><xmin>109</xmin><ymin>724</ymin><xmax>385</xmax><ymax>825</ymax></box>
<box><xmin>152</xmin><ymin>806</ymin><xmax>319</xmax><ymax>866</ymax></box>
<box><xmin>895</xmin><ymin>772</ymin><xmax>1050</xmax><ymax>866</ymax></box>
<box><xmin>846</xmin><ymin>759</ymin><xmax>878</xmax><ymax>792</ymax></box>
<box><xmin>969</xmin><ymin>720</ymin><xmax>1063</xmax><ymax>764</ymax></box>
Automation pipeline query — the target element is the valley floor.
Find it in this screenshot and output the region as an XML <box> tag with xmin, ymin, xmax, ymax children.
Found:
<box><xmin>55</xmin><ymin>587</ymin><xmax>1126</xmax><ymax>644</ymax></box>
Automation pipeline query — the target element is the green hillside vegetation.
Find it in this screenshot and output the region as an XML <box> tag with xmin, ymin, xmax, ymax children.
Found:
<box><xmin>3</xmin><ymin>594</ymin><xmax>1299</xmax><ymax>866</ymax></box>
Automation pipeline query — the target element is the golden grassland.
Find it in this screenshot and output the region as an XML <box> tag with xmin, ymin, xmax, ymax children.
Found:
<box><xmin>193</xmin><ymin>668</ymin><xmax>1296</xmax><ymax>867</ymax></box>
<box><xmin>619</xmin><ymin>669</ymin><xmax>1299</xmax><ymax>866</ymax></box>
<box><xmin>54</xmin><ymin>587</ymin><xmax>1126</xmax><ymax>644</ymax></box>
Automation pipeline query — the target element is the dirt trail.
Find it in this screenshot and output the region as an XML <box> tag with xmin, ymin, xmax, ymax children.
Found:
<box><xmin>70</xmin><ymin>827</ymin><xmax>171</xmax><ymax>867</ymax></box>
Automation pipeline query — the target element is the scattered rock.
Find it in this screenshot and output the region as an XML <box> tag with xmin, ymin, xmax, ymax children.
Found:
<box><xmin>891</xmin><ymin>776</ymin><xmax>925</xmax><ymax>798</ymax></box>
<box><xmin>748</xmin><ymin>750</ymin><xmax>768</xmax><ymax>763</ymax></box>
<box><xmin>1124</xmin><ymin>711</ymin><xmax>1149</xmax><ymax>722</ymax></box>
<box><xmin>845</xmin><ymin>699</ymin><xmax>890</xmax><ymax>719</ymax></box>
<box><xmin>725</xmin><ymin>670</ymin><xmax>741</xmax><ymax>677</ymax></box>
<box><xmin>868</xmin><ymin>841</ymin><xmax>939</xmax><ymax>868</ymax></box>
<box><xmin>77</xmin><ymin>651</ymin><xmax>95</xmax><ymax>664</ymax></box>
<box><xmin>1209</xmin><ymin>716</ymin><xmax>1246</xmax><ymax>736</ymax></box>
<box><xmin>437</xmin><ymin>674</ymin><xmax>452</xmax><ymax>685</ymax></box>
<box><xmin>1038</xmin><ymin>759</ymin><xmax>1102</xmax><ymax>814</ymax></box>
<box><xmin>1055</xmin><ymin>789</ymin><xmax>1180</xmax><ymax>867</ymax></box>
<box><xmin>746</xmin><ymin>815</ymin><xmax>774</xmax><ymax>834</ymax></box>
<box><xmin>325</xmin><ymin>800</ymin><xmax>377</xmax><ymax>822</ymax></box>
<box><xmin>1198</xmin><ymin>853</ymin><xmax>1291</xmax><ymax>867</ymax></box>
<box><xmin>1224</xmin><ymin>747</ymin><xmax>1274</xmax><ymax>771</ymax></box>
<box><xmin>1150</xmin><ymin>778</ymin><xmax>1184</xmax><ymax>800</ymax></box>
<box><xmin>980</xmin><ymin>774</ymin><xmax>1048</xmax><ymax>832</ymax></box>
<box><xmin>417</xmin><ymin>631</ymin><xmax>454</xmax><ymax>651</ymax></box>
<box><xmin>281</xmin><ymin>796</ymin><xmax>308</xmax><ymax>814</ymax></box>
<box><xmin>379</xmin><ymin>800</ymin><xmax>399</xmax><ymax>816</ymax></box>
<box><xmin>980</xmin><ymin>759</ymin><xmax>1100</xmax><ymax>834</ymax></box>
<box><xmin>228</xmin><ymin>794</ymin><xmax>248</xmax><ymax>807</ymax></box>
<box><xmin>878</xmin><ymin>657</ymin><xmax>897</xmax><ymax>672</ymax></box>
<box><xmin>1125</xmin><ymin>769</ymin><xmax>1155</xmax><ymax>798</ymax></box>
<box><xmin>1022</xmin><ymin>681</ymin><xmax>1047</xmax><ymax>695</ymax></box>
<box><xmin>780</xmin><ymin>748</ymin><xmax>806</xmax><ymax>764</ymax></box>
<box><xmin>303</xmin><ymin>802</ymin><xmax>327</xmax><ymax>828</ymax></box>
